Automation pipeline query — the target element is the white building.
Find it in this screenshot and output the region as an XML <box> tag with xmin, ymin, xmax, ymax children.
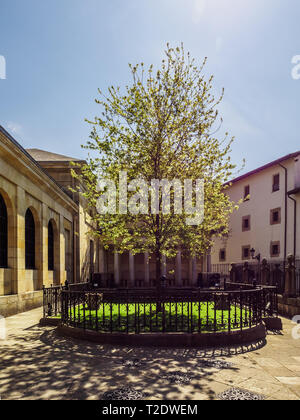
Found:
<box><xmin>210</xmin><ymin>151</ymin><xmax>300</xmax><ymax>272</ymax></box>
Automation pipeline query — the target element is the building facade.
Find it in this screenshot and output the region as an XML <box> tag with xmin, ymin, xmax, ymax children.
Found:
<box><xmin>0</xmin><ymin>126</ymin><xmax>100</xmax><ymax>317</ymax></box>
<box><xmin>210</xmin><ymin>152</ymin><xmax>300</xmax><ymax>272</ymax></box>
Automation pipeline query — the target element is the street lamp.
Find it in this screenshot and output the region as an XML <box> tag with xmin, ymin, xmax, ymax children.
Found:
<box><xmin>250</xmin><ymin>248</ymin><xmax>261</xmax><ymax>262</ymax></box>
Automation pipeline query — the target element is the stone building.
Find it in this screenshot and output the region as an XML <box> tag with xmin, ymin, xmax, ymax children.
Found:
<box><xmin>0</xmin><ymin>125</ymin><xmax>204</xmax><ymax>317</ymax></box>
<box><xmin>210</xmin><ymin>151</ymin><xmax>300</xmax><ymax>272</ymax></box>
<box><xmin>0</xmin><ymin>125</ymin><xmax>100</xmax><ymax>317</ymax></box>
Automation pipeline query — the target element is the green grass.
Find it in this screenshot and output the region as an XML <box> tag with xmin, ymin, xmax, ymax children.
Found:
<box><xmin>62</xmin><ymin>301</ymin><xmax>253</xmax><ymax>333</ymax></box>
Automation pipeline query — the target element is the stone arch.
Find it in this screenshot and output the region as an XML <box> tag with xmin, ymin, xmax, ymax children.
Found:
<box><xmin>0</xmin><ymin>188</ymin><xmax>16</xmax><ymax>294</ymax></box>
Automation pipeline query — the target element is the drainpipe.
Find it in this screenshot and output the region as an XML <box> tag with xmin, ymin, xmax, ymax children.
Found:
<box><xmin>288</xmin><ymin>192</ymin><xmax>297</xmax><ymax>258</ymax></box>
<box><xmin>279</xmin><ymin>164</ymin><xmax>288</xmax><ymax>268</ymax></box>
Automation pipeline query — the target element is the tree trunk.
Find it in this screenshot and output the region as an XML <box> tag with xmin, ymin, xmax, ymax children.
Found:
<box><xmin>155</xmin><ymin>248</ymin><xmax>162</xmax><ymax>313</ymax></box>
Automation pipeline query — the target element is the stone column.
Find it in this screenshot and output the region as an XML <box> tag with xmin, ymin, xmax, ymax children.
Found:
<box><xmin>189</xmin><ymin>258</ymin><xmax>193</xmax><ymax>285</ymax></box>
<box><xmin>175</xmin><ymin>251</ymin><xmax>182</xmax><ymax>286</ymax></box>
<box><xmin>242</xmin><ymin>262</ymin><xmax>250</xmax><ymax>284</ymax></box>
<box><xmin>230</xmin><ymin>263</ymin><xmax>237</xmax><ymax>283</ymax></box>
<box><xmin>58</xmin><ymin>214</ymin><xmax>66</xmax><ymax>285</ymax></box>
<box><xmin>41</xmin><ymin>204</ymin><xmax>49</xmax><ymax>287</ymax></box>
<box><xmin>114</xmin><ymin>251</ymin><xmax>120</xmax><ymax>286</ymax></box>
<box><xmin>144</xmin><ymin>252</ymin><xmax>150</xmax><ymax>286</ymax></box>
<box><xmin>207</xmin><ymin>253</ymin><xmax>212</xmax><ymax>273</ymax></box>
<box><xmin>284</xmin><ymin>254</ymin><xmax>297</xmax><ymax>297</ymax></box>
<box><xmin>192</xmin><ymin>257</ymin><xmax>197</xmax><ymax>286</ymax></box>
<box><xmin>261</xmin><ymin>259</ymin><xmax>270</xmax><ymax>286</ymax></box>
<box><xmin>162</xmin><ymin>255</ymin><xmax>167</xmax><ymax>277</ymax></box>
<box><xmin>15</xmin><ymin>186</ymin><xmax>26</xmax><ymax>294</ymax></box>
<box><xmin>98</xmin><ymin>246</ymin><xmax>105</xmax><ymax>273</ymax></box>
<box><xmin>129</xmin><ymin>252</ymin><xmax>135</xmax><ymax>287</ymax></box>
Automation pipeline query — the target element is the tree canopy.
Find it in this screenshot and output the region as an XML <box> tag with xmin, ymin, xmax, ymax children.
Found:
<box><xmin>73</xmin><ymin>44</ymin><xmax>240</xmax><ymax>279</ymax></box>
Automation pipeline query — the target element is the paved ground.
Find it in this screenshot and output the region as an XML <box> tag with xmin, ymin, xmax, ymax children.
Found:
<box><xmin>0</xmin><ymin>308</ymin><xmax>300</xmax><ymax>400</ymax></box>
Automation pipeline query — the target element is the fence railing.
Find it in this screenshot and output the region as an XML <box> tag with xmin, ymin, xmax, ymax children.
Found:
<box><xmin>230</xmin><ymin>260</ymin><xmax>300</xmax><ymax>297</ymax></box>
<box><xmin>43</xmin><ymin>282</ymin><xmax>91</xmax><ymax>318</ymax></box>
<box><xmin>58</xmin><ymin>285</ymin><xmax>277</xmax><ymax>335</ymax></box>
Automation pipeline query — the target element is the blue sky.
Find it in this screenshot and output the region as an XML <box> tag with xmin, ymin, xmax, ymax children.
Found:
<box><xmin>0</xmin><ymin>0</ymin><xmax>299</xmax><ymax>175</ymax></box>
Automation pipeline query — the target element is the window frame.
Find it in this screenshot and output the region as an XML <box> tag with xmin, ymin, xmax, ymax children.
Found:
<box><xmin>25</xmin><ymin>209</ymin><xmax>36</xmax><ymax>270</ymax></box>
<box><xmin>0</xmin><ymin>194</ymin><xmax>8</xmax><ymax>268</ymax></box>
<box><xmin>242</xmin><ymin>215</ymin><xmax>251</xmax><ymax>232</ymax></box>
<box><xmin>48</xmin><ymin>221</ymin><xmax>54</xmax><ymax>271</ymax></box>
<box><xmin>244</xmin><ymin>185</ymin><xmax>250</xmax><ymax>201</ymax></box>
<box><xmin>219</xmin><ymin>248</ymin><xmax>226</xmax><ymax>262</ymax></box>
<box><xmin>272</xmin><ymin>173</ymin><xmax>280</xmax><ymax>193</ymax></box>
<box><xmin>270</xmin><ymin>208</ymin><xmax>281</xmax><ymax>225</ymax></box>
<box><xmin>242</xmin><ymin>245</ymin><xmax>251</xmax><ymax>261</ymax></box>
<box><xmin>270</xmin><ymin>241</ymin><xmax>280</xmax><ymax>258</ymax></box>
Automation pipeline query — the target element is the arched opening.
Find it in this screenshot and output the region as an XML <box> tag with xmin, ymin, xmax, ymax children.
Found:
<box><xmin>0</xmin><ymin>193</ymin><xmax>8</xmax><ymax>268</ymax></box>
<box><xmin>25</xmin><ymin>209</ymin><xmax>35</xmax><ymax>269</ymax></box>
<box><xmin>48</xmin><ymin>221</ymin><xmax>54</xmax><ymax>271</ymax></box>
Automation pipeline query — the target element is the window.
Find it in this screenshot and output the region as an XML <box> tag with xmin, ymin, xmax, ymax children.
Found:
<box><xmin>242</xmin><ymin>245</ymin><xmax>251</xmax><ymax>260</ymax></box>
<box><xmin>244</xmin><ymin>185</ymin><xmax>250</xmax><ymax>201</ymax></box>
<box><xmin>0</xmin><ymin>194</ymin><xmax>8</xmax><ymax>268</ymax></box>
<box><xmin>25</xmin><ymin>209</ymin><xmax>35</xmax><ymax>269</ymax></box>
<box><xmin>270</xmin><ymin>241</ymin><xmax>280</xmax><ymax>258</ymax></box>
<box><xmin>272</xmin><ymin>174</ymin><xmax>280</xmax><ymax>192</ymax></box>
<box><xmin>219</xmin><ymin>249</ymin><xmax>226</xmax><ymax>262</ymax></box>
<box><xmin>270</xmin><ymin>208</ymin><xmax>281</xmax><ymax>225</ymax></box>
<box><xmin>48</xmin><ymin>221</ymin><xmax>54</xmax><ymax>271</ymax></box>
<box><xmin>242</xmin><ymin>215</ymin><xmax>251</xmax><ymax>232</ymax></box>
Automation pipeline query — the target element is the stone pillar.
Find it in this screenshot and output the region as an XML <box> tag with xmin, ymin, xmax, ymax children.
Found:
<box><xmin>192</xmin><ymin>257</ymin><xmax>197</xmax><ymax>286</ymax></box>
<box><xmin>41</xmin><ymin>204</ymin><xmax>49</xmax><ymax>287</ymax></box>
<box><xmin>129</xmin><ymin>252</ymin><xmax>135</xmax><ymax>287</ymax></box>
<box><xmin>284</xmin><ymin>254</ymin><xmax>297</xmax><ymax>297</ymax></box>
<box><xmin>15</xmin><ymin>186</ymin><xmax>26</xmax><ymax>294</ymax></box>
<box><xmin>207</xmin><ymin>253</ymin><xmax>212</xmax><ymax>273</ymax></box>
<box><xmin>261</xmin><ymin>259</ymin><xmax>270</xmax><ymax>286</ymax></box>
<box><xmin>56</xmin><ymin>214</ymin><xmax>65</xmax><ymax>285</ymax></box>
<box><xmin>114</xmin><ymin>251</ymin><xmax>120</xmax><ymax>286</ymax></box>
<box><xmin>175</xmin><ymin>251</ymin><xmax>182</xmax><ymax>286</ymax></box>
<box><xmin>144</xmin><ymin>252</ymin><xmax>150</xmax><ymax>286</ymax></box>
<box><xmin>162</xmin><ymin>255</ymin><xmax>167</xmax><ymax>277</ymax></box>
<box><xmin>189</xmin><ymin>258</ymin><xmax>193</xmax><ymax>285</ymax></box>
<box><xmin>273</xmin><ymin>264</ymin><xmax>283</xmax><ymax>291</ymax></box>
<box><xmin>98</xmin><ymin>246</ymin><xmax>105</xmax><ymax>273</ymax></box>
<box><xmin>242</xmin><ymin>262</ymin><xmax>250</xmax><ymax>284</ymax></box>
<box><xmin>230</xmin><ymin>263</ymin><xmax>237</xmax><ymax>283</ymax></box>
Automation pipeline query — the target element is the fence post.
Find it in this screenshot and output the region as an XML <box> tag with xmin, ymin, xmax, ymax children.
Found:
<box><xmin>230</xmin><ymin>263</ymin><xmax>237</xmax><ymax>283</ymax></box>
<box><xmin>284</xmin><ymin>254</ymin><xmax>297</xmax><ymax>298</ymax></box>
<box><xmin>273</xmin><ymin>264</ymin><xmax>283</xmax><ymax>292</ymax></box>
<box><xmin>242</xmin><ymin>262</ymin><xmax>250</xmax><ymax>284</ymax></box>
<box><xmin>261</xmin><ymin>259</ymin><xmax>270</xmax><ymax>286</ymax></box>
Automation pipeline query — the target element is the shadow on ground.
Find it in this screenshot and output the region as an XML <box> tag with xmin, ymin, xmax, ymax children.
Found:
<box><xmin>0</xmin><ymin>322</ymin><xmax>267</xmax><ymax>400</ymax></box>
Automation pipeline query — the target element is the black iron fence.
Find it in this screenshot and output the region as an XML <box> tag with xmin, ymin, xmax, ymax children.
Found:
<box><xmin>58</xmin><ymin>285</ymin><xmax>277</xmax><ymax>335</ymax></box>
<box><xmin>229</xmin><ymin>260</ymin><xmax>300</xmax><ymax>297</ymax></box>
<box><xmin>43</xmin><ymin>282</ymin><xmax>91</xmax><ymax>318</ymax></box>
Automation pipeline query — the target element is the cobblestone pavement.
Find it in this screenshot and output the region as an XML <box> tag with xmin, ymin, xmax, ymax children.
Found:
<box><xmin>0</xmin><ymin>308</ymin><xmax>300</xmax><ymax>400</ymax></box>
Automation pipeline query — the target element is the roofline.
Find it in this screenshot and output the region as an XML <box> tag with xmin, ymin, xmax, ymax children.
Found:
<box><xmin>225</xmin><ymin>151</ymin><xmax>300</xmax><ymax>186</ymax></box>
<box><xmin>0</xmin><ymin>125</ymin><xmax>78</xmax><ymax>207</ymax></box>
<box><xmin>288</xmin><ymin>187</ymin><xmax>300</xmax><ymax>195</ymax></box>
<box><xmin>36</xmin><ymin>160</ymin><xmax>87</xmax><ymax>165</ymax></box>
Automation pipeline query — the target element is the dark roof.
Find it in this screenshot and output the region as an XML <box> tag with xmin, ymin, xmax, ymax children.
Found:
<box><xmin>0</xmin><ymin>125</ymin><xmax>76</xmax><ymax>203</ymax></box>
<box><xmin>226</xmin><ymin>151</ymin><xmax>300</xmax><ymax>186</ymax></box>
<box><xmin>26</xmin><ymin>148</ymin><xmax>82</xmax><ymax>163</ymax></box>
<box><xmin>288</xmin><ymin>187</ymin><xmax>300</xmax><ymax>195</ymax></box>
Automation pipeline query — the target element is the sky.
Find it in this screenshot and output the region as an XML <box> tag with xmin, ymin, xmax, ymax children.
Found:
<box><xmin>0</xmin><ymin>0</ymin><xmax>300</xmax><ymax>176</ymax></box>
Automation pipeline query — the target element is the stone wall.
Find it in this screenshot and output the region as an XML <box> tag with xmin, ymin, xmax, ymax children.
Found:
<box><xmin>278</xmin><ymin>295</ymin><xmax>300</xmax><ymax>318</ymax></box>
<box><xmin>0</xmin><ymin>291</ymin><xmax>43</xmax><ymax>318</ymax></box>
